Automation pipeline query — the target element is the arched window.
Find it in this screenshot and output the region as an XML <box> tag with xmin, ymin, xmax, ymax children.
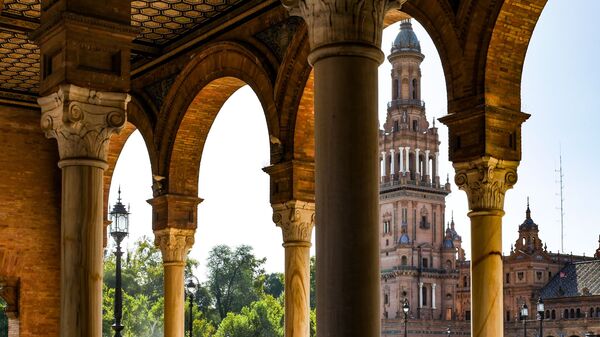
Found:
<box><xmin>412</xmin><ymin>78</ymin><xmax>418</xmax><ymax>99</ymax></box>
<box><xmin>551</xmin><ymin>309</ymin><xmax>556</xmax><ymax>319</ymax></box>
<box><xmin>545</xmin><ymin>310</ymin><xmax>550</xmax><ymax>319</ymax></box>
<box><xmin>401</xmin><ymin>256</ymin><xmax>408</xmax><ymax>266</ymax></box>
<box><xmin>393</xmin><ymin>79</ymin><xmax>399</xmax><ymax>99</ymax></box>
<box><xmin>597</xmin><ymin>307</ymin><xmax>600</xmax><ymax>317</ymax></box>
<box><xmin>422</xmin><ymin>285</ymin><xmax>428</xmax><ymax>306</ymax></box>
<box><xmin>564</xmin><ymin>309</ymin><xmax>569</xmax><ymax>319</ymax></box>
<box><xmin>576</xmin><ymin>308</ymin><xmax>581</xmax><ymax>318</ymax></box>
<box><xmin>570</xmin><ymin>308</ymin><xmax>575</xmax><ymax>318</ymax></box>
<box><xmin>590</xmin><ymin>307</ymin><xmax>594</xmax><ymax>318</ymax></box>
<box><xmin>463</xmin><ymin>276</ymin><xmax>468</xmax><ymax>287</ymax></box>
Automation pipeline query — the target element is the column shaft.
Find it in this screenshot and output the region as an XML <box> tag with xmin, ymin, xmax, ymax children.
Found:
<box><xmin>432</xmin><ymin>283</ymin><xmax>436</xmax><ymax>309</ymax></box>
<box><xmin>399</xmin><ymin>147</ymin><xmax>404</xmax><ymax>173</ymax></box>
<box><xmin>390</xmin><ymin>149</ymin><xmax>395</xmax><ymax>177</ymax></box>
<box><xmin>164</xmin><ymin>262</ymin><xmax>185</xmax><ymax>337</ymax></box>
<box><xmin>313</xmin><ymin>51</ymin><xmax>381</xmax><ymax>336</ymax></box>
<box><xmin>284</xmin><ymin>244</ymin><xmax>311</xmax><ymax>337</ymax></box>
<box><xmin>415</xmin><ymin>149</ymin><xmax>420</xmax><ymax>175</ymax></box>
<box><xmin>470</xmin><ymin>213</ymin><xmax>503</xmax><ymax>337</ymax></box>
<box><xmin>405</xmin><ymin>147</ymin><xmax>410</xmax><ymax>174</ymax></box>
<box><xmin>272</xmin><ymin>201</ymin><xmax>315</xmax><ymax>337</ymax></box>
<box><xmin>60</xmin><ymin>162</ymin><xmax>105</xmax><ymax>337</ymax></box>
<box><xmin>154</xmin><ymin>228</ymin><xmax>195</xmax><ymax>337</ymax></box>
<box><xmin>381</xmin><ymin>151</ymin><xmax>386</xmax><ymax>181</ymax></box>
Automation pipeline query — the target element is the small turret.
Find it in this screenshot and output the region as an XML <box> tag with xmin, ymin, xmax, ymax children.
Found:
<box><xmin>595</xmin><ymin>235</ymin><xmax>600</xmax><ymax>259</ymax></box>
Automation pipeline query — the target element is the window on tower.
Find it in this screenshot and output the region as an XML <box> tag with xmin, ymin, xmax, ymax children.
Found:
<box><xmin>412</xmin><ymin>78</ymin><xmax>418</xmax><ymax>99</ymax></box>
<box><xmin>401</xmin><ymin>256</ymin><xmax>408</xmax><ymax>266</ymax></box>
<box><xmin>394</xmin><ymin>120</ymin><xmax>399</xmax><ymax>132</ymax></box>
<box><xmin>412</xmin><ymin>120</ymin><xmax>418</xmax><ymax>131</ymax></box>
<box><xmin>393</xmin><ymin>79</ymin><xmax>399</xmax><ymax>99</ymax></box>
<box><xmin>422</xmin><ymin>286</ymin><xmax>428</xmax><ymax>306</ymax></box>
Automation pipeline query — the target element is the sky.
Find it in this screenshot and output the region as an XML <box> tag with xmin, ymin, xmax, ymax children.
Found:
<box><xmin>109</xmin><ymin>1</ymin><xmax>600</xmax><ymax>280</ymax></box>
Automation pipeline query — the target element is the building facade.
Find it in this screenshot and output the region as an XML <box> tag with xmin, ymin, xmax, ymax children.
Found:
<box><xmin>380</xmin><ymin>22</ymin><xmax>600</xmax><ymax>337</ymax></box>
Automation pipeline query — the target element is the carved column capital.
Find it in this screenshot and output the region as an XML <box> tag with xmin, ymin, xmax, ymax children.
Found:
<box><xmin>38</xmin><ymin>84</ymin><xmax>130</xmax><ymax>163</ymax></box>
<box><xmin>453</xmin><ymin>156</ymin><xmax>519</xmax><ymax>214</ymax></box>
<box><xmin>283</xmin><ymin>0</ymin><xmax>387</xmax><ymax>63</ymax></box>
<box><xmin>154</xmin><ymin>228</ymin><xmax>195</xmax><ymax>264</ymax></box>
<box><xmin>272</xmin><ymin>200</ymin><xmax>315</xmax><ymax>245</ymax></box>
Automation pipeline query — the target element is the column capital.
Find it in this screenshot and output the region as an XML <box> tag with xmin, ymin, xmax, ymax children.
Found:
<box><xmin>453</xmin><ymin>156</ymin><xmax>519</xmax><ymax>214</ymax></box>
<box><xmin>154</xmin><ymin>228</ymin><xmax>195</xmax><ymax>264</ymax></box>
<box><xmin>38</xmin><ymin>84</ymin><xmax>129</xmax><ymax>164</ymax></box>
<box><xmin>283</xmin><ymin>0</ymin><xmax>387</xmax><ymax>64</ymax></box>
<box><xmin>272</xmin><ymin>200</ymin><xmax>315</xmax><ymax>245</ymax></box>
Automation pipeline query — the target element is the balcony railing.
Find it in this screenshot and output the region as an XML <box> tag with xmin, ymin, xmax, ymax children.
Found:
<box><xmin>387</xmin><ymin>99</ymin><xmax>425</xmax><ymax>109</ymax></box>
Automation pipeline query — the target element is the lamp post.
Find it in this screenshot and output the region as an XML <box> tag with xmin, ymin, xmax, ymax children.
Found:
<box><xmin>521</xmin><ymin>303</ymin><xmax>529</xmax><ymax>337</ymax></box>
<box><xmin>185</xmin><ymin>275</ymin><xmax>199</xmax><ymax>337</ymax></box>
<box><xmin>446</xmin><ymin>327</ymin><xmax>451</xmax><ymax>337</ymax></box>
<box><xmin>109</xmin><ymin>187</ymin><xmax>129</xmax><ymax>337</ymax></box>
<box><xmin>537</xmin><ymin>298</ymin><xmax>545</xmax><ymax>337</ymax></box>
<box><xmin>403</xmin><ymin>298</ymin><xmax>410</xmax><ymax>337</ymax></box>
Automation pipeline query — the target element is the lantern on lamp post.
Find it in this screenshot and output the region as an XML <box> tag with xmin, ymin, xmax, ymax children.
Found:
<box><xmin>521</xmin><ymin>303</ymin><xmax>529</xmax><ymax>337</ymax></box>
<box><xmin>403</xmin><ymin>298</ymin><xmax>410</xmax><ymax>337</ymax></box>
<box><xmin>109</xmin><ymin>187</ymin><xmax>129</xmax><ymax>337</ymax></box>
<box><xmin>537</xmin><ymin>298</ymin><xmax>545</xmax><ymax>337</ymax></box>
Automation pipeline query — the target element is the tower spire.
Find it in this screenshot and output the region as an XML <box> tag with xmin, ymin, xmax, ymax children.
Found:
<box><xmin>526</xmin><ymin>197</ymin><xmax>531</xmax><ymax>220</ymax></box>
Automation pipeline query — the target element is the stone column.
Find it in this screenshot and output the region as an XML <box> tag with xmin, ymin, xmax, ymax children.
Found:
<box><xmin>454</xmin><ymin>157</ymin><xmax>518</xmax><ymax>337</ymax></box>
<box><xmin>154</xmin><ymin>228</ymin><xmax>195</xmax><ymax>337</ymax></box>
<box><xmin>424</xmin><ymin>150</ymin><xmax>430</xmax><ymax>182</ymax></box>
<box><xmin>432</xmin><ymin>283</ymin><xmax>437</xmax><ymax>309</ymax></box>
<box><xmin>434</xmin><ymin>152</ymin><xmax>440</xmax><ymax>183</ymax></box>
<box><xmin>405</xmin><ymin>147</ymin><xmax>410</xmax><ymax>175</ymax></box>
<box><xmin>38</xmin><ymin>84</ymin><xmax>129</xmax><ymax>337</ymax></box>
<box><xmin>381</xmin><ymin>151</ymin><xmax>386</xmax><ymax>182</ymax></box>
<box><xmin>390</xmin><ymin>149</ymin><xmax>395</xmax><ymax>179</ymax></box>
<box><xmin>398</xmin><ymin>147</ymin><xmax>404</xmax><ymax>174</ymax></box>
<box><xmin>272</xmin><ymin>201</ymin><xmax>315</xmax><ymax>337</ymax></box>
<box><xmin>415</xmin><ymin>148</ymin><xmax>420</xmax><ymax>176</ymax></box>
<box><xmin>283</xmin><ymin>1</ymin><xmax>386</xmax><ymax>335</ymax></box>
<box><xmin>419</xmin><ymin>282</ymin><xmax>424</xmax><ymax>308</ymax></box>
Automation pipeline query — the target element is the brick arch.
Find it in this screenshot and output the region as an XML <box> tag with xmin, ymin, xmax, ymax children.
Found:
<box><xmin>159</xmin><ymin>41</ymin><xmax>277</xmax><ymax>196</ymax></box>
<box><xmin>103</xmin><ymin>98</ymin><xmax>157</xmax><ymax>246</ymax></box>
<box><xmin>485</xmin><ymin>0</ymin><xmax>547</xmax><ymax>110</ymax></box>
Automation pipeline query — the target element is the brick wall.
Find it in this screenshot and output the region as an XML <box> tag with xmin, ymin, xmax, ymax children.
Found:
<box><xmin>0</xmin><ymin>105</ymin><xmax>60</xmax><ymax>337</ymax></box>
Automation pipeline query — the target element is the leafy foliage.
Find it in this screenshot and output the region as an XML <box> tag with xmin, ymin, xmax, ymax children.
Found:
<box><xmin>0</xmin><ymin>300</ymin><xmax>7</xmax><ymax>337</ymax></box>
<box><xmin>102</xmin><ymin>238</ymin><xmax>314</xmax><ymax>336</ymax></box>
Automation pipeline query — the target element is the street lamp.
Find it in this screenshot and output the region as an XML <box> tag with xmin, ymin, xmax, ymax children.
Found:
<box><xmin>537</xmin><ymin>298</ymin><xmax>545</xmax><ymax>337</ymax></box>
<box><xmin>185</xmin><ymin>275</ymin><xmax>199</xmax><ymax>337</ymax></box>
<box><xmin>403</xmin><ymin>298</ymin><xmax>410</xmax><ymax>337</ymax></box>
<box><xmin>521</xmin><ymin>303</ymin><xmax>529</xmax><ymax>337</ymax></box>
<box><xmin>109</xmin><ymin>187</ymin><xmax>130</xmax><ymax>337</ymax></box>
<box><xmin>446</xmin><ymin>327</ymin><xmax>451</xmax><ymax>337</ymax></box>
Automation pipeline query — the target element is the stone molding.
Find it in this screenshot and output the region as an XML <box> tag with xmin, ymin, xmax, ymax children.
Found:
<box><xmin>453</xmin><ymin>157</ymin><xmax>519</xmax><ymax>213</ymax></box>
<box><xmin>282</xmin><ymin>0</ymin><xmax>387</xmax><ymax>51</ymax></box>
<box><xmin>272</xmin><ymin>200</ymin><xmax>315</xmax><ymax>244</ymax></box>
<box><xmin>38</xmin><ymin>84</ymin><xmax>130</xmax><ymax>162</ymax></box>
<box><xmin>154</xmin><ymin>228</ymin><xmax>195</xmax><ymax>263</ymax></box>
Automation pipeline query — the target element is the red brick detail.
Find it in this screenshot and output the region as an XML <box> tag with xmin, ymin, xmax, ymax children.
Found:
<box><xmin>147</xmin><ymin>194</ymin><xmax>202</xmax><ymax>231</ymax></box>
<box><xmin>486</xmin><ymin>0</ymin><xmax>547</xmax><ymax>110</ymax></box>
<box><xmin>0</xmin><ymin>106</ymin><xmax>61</xmax><ymax>337</ymax></box>
<box><xmin>157</xmin><ymin>42</ymin><xmax>277</xmax><ymax>196</ymax></box>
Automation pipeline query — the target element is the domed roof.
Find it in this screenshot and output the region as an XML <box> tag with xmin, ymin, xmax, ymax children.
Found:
<box><xmin>519</xmin><ymin>199</ymin><xmax>539</xmax><ymax>230</ymax></box>
<box><xmin>391</xmin><ymin>20</ymin><xmax>421</xmax><ymax>54</ymax></box>
<box><xmin>443</xmin><ymin>238</ymin><xmax>454</xmax><ymax>249</ymax></box>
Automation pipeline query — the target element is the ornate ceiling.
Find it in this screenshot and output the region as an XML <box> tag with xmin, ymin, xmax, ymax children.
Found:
<box><xmin>0</xmin><ymin>0</ymin><xmax>248</xmax><ymax>103</ymax></box>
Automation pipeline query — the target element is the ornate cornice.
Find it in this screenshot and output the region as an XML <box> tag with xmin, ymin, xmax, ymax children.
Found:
<box><xmin>38</xmin><ymin>84</ymin><xmax>130</xmax><ymax>163</ymax></box>
<box><xmin>282</xmin><ymin>0</ymin><xmax>387</xmax><ymax>53</ymax></box>
<box><xmin>272</xmin><ymin>200</ymin><xmax>315</xmax><ymax>244</ymax></box>
<box><xmin>154</xmin><ymin>228</ymin><xmax>195</xmax><ymax>264</ymax></box>
<box><xmin>453</xmin><ymin>156</ymin><xmax>519</xmax><ymax>214</ymax></box>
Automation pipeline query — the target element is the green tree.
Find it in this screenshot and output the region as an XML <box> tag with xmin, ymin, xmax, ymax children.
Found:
<box><xmin>206</xmin><ymin>245</ymin><xmax>266</xmax><ymax>321</ymax></box>
<box><xmin>0</xmin><ymin>299</ymin><xmax>7</xmax><ymax>337</ymax></box>
<box><xmin>309</xmin><ymin>256</ymin><xmax>316</xmax><ymax>310</ymax></box>
<box><xmin>262</xmin><ymin>273</ymin><xmax>284</xmax><ymax>299</ymax></box>
<box><xmin>215</xmin><ymin>295</ymin><xmax>283</xmax><ymax>337</ymax></box>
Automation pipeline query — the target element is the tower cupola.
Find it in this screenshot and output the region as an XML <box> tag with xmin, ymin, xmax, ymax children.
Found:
<box><xmin>392</xmin><ymin>20</ymin><xmax>422</xmax><ymax>54</ymax></box>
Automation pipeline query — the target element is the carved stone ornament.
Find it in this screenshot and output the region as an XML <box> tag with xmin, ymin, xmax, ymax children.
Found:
<box><xmin>272</xmin><ymin>200</ymin><xmax>315</xmax><ymax>244</ymax></box>
<box><xmin>281</xmin><ymin>0</ymin><xmax>387</xmax><ymax>50</ymax></box>
<box><xmin>453</xmin><ymin>157</ymin><xmax>519</xmax><ymax>213</ymax></box>
<box><xmin>154</xmin><ymin>228</ymin><xmax>195</xmax><ymax>263</ymax></box>
<box><xmin>37</xmin><ymin>84</ymin><xmax>130</xmax><ymax>162</ymax></box>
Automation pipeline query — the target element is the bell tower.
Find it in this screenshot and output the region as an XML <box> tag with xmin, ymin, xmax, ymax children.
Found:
<box><xmin>379</xmin><ymin>20</ymin><xmax>458</xmax><ymax>322</ymax></box>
